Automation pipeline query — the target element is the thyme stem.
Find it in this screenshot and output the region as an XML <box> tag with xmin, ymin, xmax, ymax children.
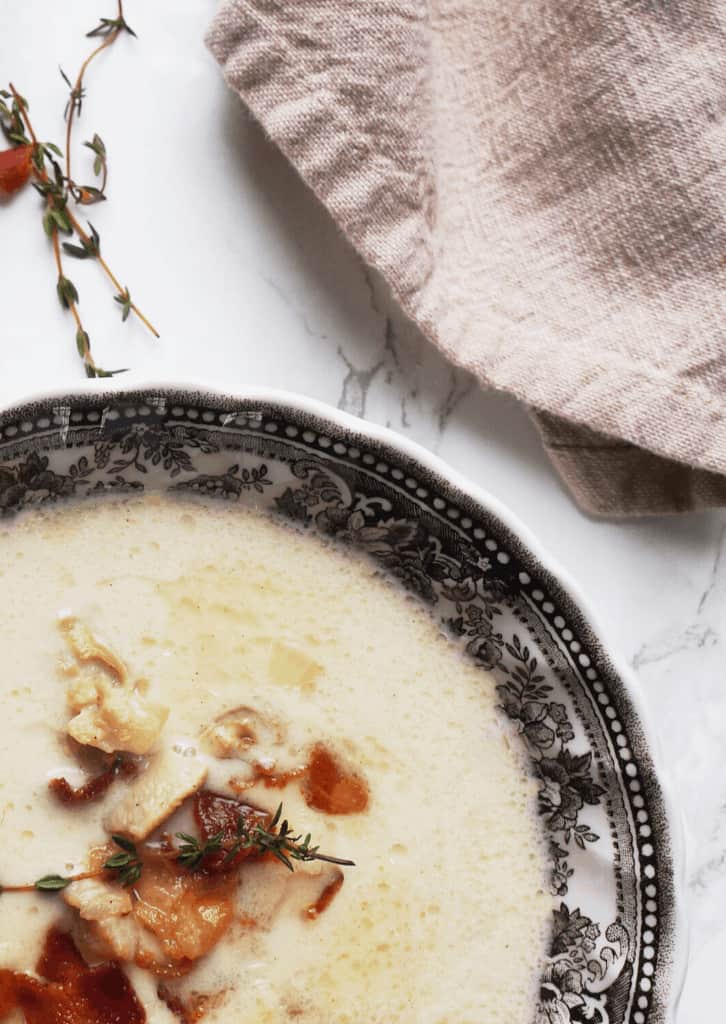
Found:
<box><xmin>65</xmin><ymin>0</ymin><xmax>126</xmax><ymax>182</ymax></box>
<box><xmin>8</xmin><ymin>83</ymin><xmax>38</xmax><ymax>147</ymax></box>
<box><xmin>68</xmin><ymin>210</ymin><xmax>160</xmax><ymax>338</ymax></box>
<box><xmin>8</xmin><ymin>79</ymin><xmax>159</xmax><ymax>342</ymax></box>
<box><xmin>1</xmin><ymin>869</ymin><xmax>101</xmax><ymax>895</ymax></box>
<box><xmin>2</xmin><ymin>804</ymin><xmax>355</xmax><ymax>894</ymax></box>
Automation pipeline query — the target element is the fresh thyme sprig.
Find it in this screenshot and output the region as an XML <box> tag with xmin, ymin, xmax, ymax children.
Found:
<box><xmin>0</xmin><ymin>2</ymin><xmax>159</xmax><ymax>377</ymax></box>
<box><xmin>223</xmin><ymin>804</ymin><xmax>356</xmax><ymax>872</ymax></box>
<box><xmin>176</xmin><ymin>830</ymin><xmax>225</xmax><ymax>871</ymax></box>
<box><xmin>176</xmin><ymin>804</ymin><xmax>355</xmax><ymax>874</ymax></box>
<box><xmin>0</xmin><ymin>869</ymin><xmax>98</xmax><ymax>895</ymax></box>
<box><xmin>1</xmin><ymin>804</ymin><xmax>354</xmax><ymax>895</ymax></box>
<box><xmin>103</xmin><ymin>834</ymin><xmax>143</xmax><ymax>887</ymax></box>
<box><xmin>0</xmin><ymin>837</ymin><xmax>142</xmax><ymax>894</ymax></box>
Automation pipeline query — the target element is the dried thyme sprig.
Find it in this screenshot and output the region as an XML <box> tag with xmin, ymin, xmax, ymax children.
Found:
<box><xmin>83</xmin><ymin>134</ymin><xmax>107</xmax><ymax>193</ymax></box>
<box><xmin>0</xmin><ymin>3</ymin><xmax>158</xmax><ymax>376</ymax></box>
<box><xmin>1</xmin><ymin>83</ymin><xmax>151</xmax><ymax>375</ymax></box>
<box><xmin>64</xmin><ymin>1</ymin><xmax>135</xmax><ymax>186</ymax></box>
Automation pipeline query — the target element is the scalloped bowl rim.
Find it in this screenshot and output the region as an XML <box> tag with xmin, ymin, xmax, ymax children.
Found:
<box><xmin>0</xmin><ymin>380</ymin><xmax>689</xmax><ymax>1019</ymax></box>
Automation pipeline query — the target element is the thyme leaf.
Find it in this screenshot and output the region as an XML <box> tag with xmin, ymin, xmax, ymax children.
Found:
<box><xmin>35</xmin><ymin>874</ymin><xmax>72</xmax><ymax>892</ymax></box>
<box><xmin>104</xmin><ymin>835</ymin><xmax>143</xmax><ymax>887</ymax></box>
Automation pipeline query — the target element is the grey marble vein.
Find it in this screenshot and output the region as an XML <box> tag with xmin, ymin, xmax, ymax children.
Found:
<box><xmin>438</xmin><ymin>368</ymin><xmax>475</xmax><ymax>437</ymax></box>
<box><xmin>631</xmin><ymin>624</ymin><xmax>719</xmax><ymax>669</ymax></box>
<box><xmin>697</xmin><ymin>523</ymin><xmax>726</xmax><ymax>614</ymax></box>
<box><xmin>336</xmin><ymin>346</ymin><xmax>384</xmax><ymax>418</ymax></box>
<box><xmin>257</xmin><ymin>272</ymin><xmax>327</xmax><ymax>341</ymax></box>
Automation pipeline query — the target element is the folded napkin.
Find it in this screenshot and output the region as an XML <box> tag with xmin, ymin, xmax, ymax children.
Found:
<box><xmin>207</xmin><ymin>1</ymin><xmax>726</xmax><ymax>517</ymax></box>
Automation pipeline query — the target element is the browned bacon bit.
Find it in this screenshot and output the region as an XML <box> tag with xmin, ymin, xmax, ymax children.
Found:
<box><xmin>302</xmin><ymin>744</ymin><xmax>369</xmax><ymax>815</ymax></box>
<box><xmin>229</xmin><ymin>744</ymin><xmax>369</xmax><ymax>816</ymax></box>
<box><xmin>304</xmin><ymin>868</ymin><xmax>344</xmax><ymax>921</ymax></box>
<box><xmin>248</xmin><ymin>761</ymin><xmax>307</xmax><ymax>790</ymax></box>
<box><xmin>193</xmin><ymin>791</ymin><xmax>270</xmax><ymax>873</ymax></box>
<box><xmin>156</xmin><ymin>984</ymin><xmax>189</xmax><ymax>1022</ymax></box>
<box><xmin>135</xmin><ymin>951</ymin><xmax>195</xmax><ymax>981</ymax></box>
<box><xmin>49</xmin><ymin>755</ymin><xmax>136</xmax><ymax>805</ymax></box>
<box><xmin>157</xmin><ymin>985</ymin><xmax>214</xmax><ymax>1024</ymax></box>
<box><xmin>0</xmin><ymin>926</ymin><xmax>145</xmax><ymax>1023</ymax></box>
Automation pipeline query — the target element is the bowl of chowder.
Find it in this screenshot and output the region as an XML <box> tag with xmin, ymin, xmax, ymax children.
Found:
<box><xmin>0</xmin><ymin>386</ymin><xmax>685</xmax><ymax>1024</ymax></box>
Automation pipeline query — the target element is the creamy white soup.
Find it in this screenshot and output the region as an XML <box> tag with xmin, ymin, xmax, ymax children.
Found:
<box><xmin>0</xmin><ymin>495</ymin><xmax>551</xmax><ymax>1023</ymax></box>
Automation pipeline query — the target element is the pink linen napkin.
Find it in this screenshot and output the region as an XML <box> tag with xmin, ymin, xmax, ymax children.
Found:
<box><xmin>206</xmin><ymin>0</ymin><xmax>726</xmax><ymax>517</ymax></box>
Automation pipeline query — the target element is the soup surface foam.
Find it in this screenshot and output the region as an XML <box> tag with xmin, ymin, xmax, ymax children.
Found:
<box><xmin>0</xmin><ymin>495</ymin><xmax>552</xmax><ymax>1023</ymax></box>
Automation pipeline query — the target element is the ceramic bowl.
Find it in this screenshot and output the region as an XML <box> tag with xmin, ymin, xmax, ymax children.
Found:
<box><xmin>0</xmin><ymin>385</ymin><xmax>686</xmax><ymax>1023</ymax></box>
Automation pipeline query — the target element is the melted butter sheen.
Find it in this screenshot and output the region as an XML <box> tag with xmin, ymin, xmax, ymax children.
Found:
<box><xmin>0</xmin><ymin>496</ymin><xmax>552</xmax><ymax>1023</ymax></box>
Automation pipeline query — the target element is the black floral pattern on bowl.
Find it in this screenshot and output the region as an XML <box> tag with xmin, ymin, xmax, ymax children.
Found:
<box><xmin>0</xmin><ymin>389</ymin><xmax>682</xmax><ymax>1024</ymax></box>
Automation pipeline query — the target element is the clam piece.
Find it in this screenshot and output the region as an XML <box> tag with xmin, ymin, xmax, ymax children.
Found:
<box><xmin>73</xmin><ymin>911</ymin><xmax>140</xmax><ymax>964</ymax></box>
<box><xmin>66</xmin><ymin>671</ymin><xmax>102</xmax><ymax>711</ymax></box>
<box><xmin>64</xmin><ymin>877</ymin><xmax>133</xmax><ymax>920</ymax></box>
<box><xmin>64</xmin><ymin>876</ymin><xmax>139</xmax><ymax>963</ymax></box>
<box><xmin>60</xmin><ymin>617</ymin><xmax>127</xmax><ymax>681</ymax></box>
<box><xmin>105</xmin><ymin>749</ymin><xmax>208</xmax><ymax>840</ymax></box>
<box><xmin>201</xmin><ymin>704</ymin><xmax>284</xmax><ymax>760</ymax></box>
<box><xmin>59</xmin><ymin>616</ymin><xmax>169</xmax><ymax>755</ymax></box>
<box><xmin>67</xmin><ymin>684</ymin><xmax>168</xmax><ymax>756</ymax></box>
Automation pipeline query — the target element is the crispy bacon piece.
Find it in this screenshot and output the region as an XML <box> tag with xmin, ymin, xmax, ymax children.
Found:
<box><xmin>304</xmin><ymin>868</ymin><xmax>344</xmax><ymax>920</ymax></box>
<box><xmin>157</xmin><ymin>985</ymin><xmax>218</xmax><ymax>1024</ymax></box>
<box><xmin>303</xmin><ymin>744</ymin><xmax>369</xmax><ymax>815</ymax></box>
<box><xmin>195</xmin><ymin>790</ymin><xmax>251</xmax><ymax>842</ymax></box>
<box><xmin>50</xmin><ymin>756</ymin><xmax>137</xmax><ymax>806</ymax></box>
<box><xmin>193</xmin><ymin>791</ymin><xmax>269</xmax><ymax>873</ymax></box>
<box><xmin>0</xmin><ymin>927</ymin><xmax>145</xmax><ymax>1023</ymax></box>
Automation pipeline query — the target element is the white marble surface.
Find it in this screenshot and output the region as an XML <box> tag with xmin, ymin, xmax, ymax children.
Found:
<box><xmin>1</xmin><ymin>3</ymin><xmax>723</xmax><ymax>1018</ymax></box>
